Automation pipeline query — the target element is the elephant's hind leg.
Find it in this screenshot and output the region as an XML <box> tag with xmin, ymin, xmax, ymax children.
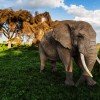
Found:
<box><xmin>57</xmin><ymin>45</ymin><xmax>74</xmax><ymax>86</ymax></box>
<box><xmin>50</xmin><ymin>60</ymin><xmax>57</xmax><ymax>73</ymax></box>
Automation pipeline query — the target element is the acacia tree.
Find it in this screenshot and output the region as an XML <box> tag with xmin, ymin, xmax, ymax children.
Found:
<box><xmin>19</xmin><ymin>11</ymin><xmax>52</xmax><ymax>45</ymax></box>
<box><xmin>0</xmin><ymin>9</ymin><xmax>34</xmax><ymax>48</ymax></box>
<box><xmin>0</xmin><ymin>9</ymin><xmax>53</xmax><ymax>47</ymax></box>
<box><xmin>15</xmin><ymin>10</ymin><xmax>35</xmax><ymax>45</ymax></box>
<box><xmin>0</xmin><ymin>9</ymin><xmax>18</xmax><ymax>48</ymax></box>
<box><xmin>29</xmin><ymin>11</ymin><xmax>53</xmax><ymax>44</ymax></box>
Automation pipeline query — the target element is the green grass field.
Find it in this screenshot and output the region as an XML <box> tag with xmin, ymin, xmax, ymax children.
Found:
<box><xmin>0</xmin><ymin>45</ymin><xmax>100</xmax><ymax>100</ymax></box>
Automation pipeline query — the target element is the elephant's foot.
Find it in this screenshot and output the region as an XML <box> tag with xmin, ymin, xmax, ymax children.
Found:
<box><xmin>65</xmin><ymin>79</ymin><xmax>75</xmax><ymax>86</ymax></box>
<box><xmin>86</xmin><ymin>76</ymin><xmax>96</xmax><ymax>86</ymax></box>
<box><xmin>75</xmin><ymin>75</ymin><xmax>96</xmax><ymax>87</ymax></box>
<box><xmin>65</xmin><ymin>72</ymin><xmax>74</xmax><ymax>86</ymax></box>
<box><xmin>40</xmin><ymin>70</ymin><xmax>44</xmax><ymax>73</ymax></box>
<box><xmin>75</xmin><ymin>75</ymin><xmax>85</xmax><ymax>87</ymax></box>
<box><xmin>40</xmin><ymin>68</ymin><xmax>45</xmax><ymax>73</ymax></box>
<box><xmin>51</xmin><ymin>67</ymin><xmax>57</xmax><ymax>73</ymax></box>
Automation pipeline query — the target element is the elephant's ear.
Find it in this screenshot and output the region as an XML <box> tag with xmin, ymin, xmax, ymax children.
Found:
<box><xmin>52</xmin><ymin>24</ymin><xmax>72</xmax><ymax>49</ymax></box>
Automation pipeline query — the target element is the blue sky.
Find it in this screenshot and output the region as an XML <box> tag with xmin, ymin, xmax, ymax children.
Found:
<box><xmin>66</xmin><ymin>0</ymin><xmax>100</xmax><ymax>9</ymax></box>
<box><xmin>0</xmin><ymin>0</ymin><xmax>100</xmax><ymax>43</ymax></box>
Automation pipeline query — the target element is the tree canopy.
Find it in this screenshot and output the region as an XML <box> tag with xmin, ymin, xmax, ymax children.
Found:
<box><xmin>0</xmin><ymin>8</ymin><xmax>54</xmax><ymax>47</ymax></box>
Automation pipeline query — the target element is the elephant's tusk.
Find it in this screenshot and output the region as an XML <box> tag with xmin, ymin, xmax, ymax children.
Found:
<box><xmin>96</xmin><ymin>56</ymin><xmax>100</xmax><ymax>64</ymax></box>
<box><xmin>80</xmin><ymin>53</ymin><xmax>93</xmax><ymax>77</ymax></box>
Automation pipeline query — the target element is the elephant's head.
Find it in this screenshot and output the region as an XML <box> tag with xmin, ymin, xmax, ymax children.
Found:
<box><xmin>72</xmin><ymin>21</ymin><xmax>97</xmax><ymax>77</ymax></box>
<box><xmin>73</xmin><ymin>21</ymin><xmax>96</xmax><ymax>55</ymax></box>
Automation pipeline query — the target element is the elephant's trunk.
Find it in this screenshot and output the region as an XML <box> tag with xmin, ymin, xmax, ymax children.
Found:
<box><xmin>96</xmin><ymin>57</ymin><xmax>100</xmax><ymax>64</ymax></box>
<box><xmin>78</xmin><ymin>39</ymin><xmax>97</xmax><ymax>77</ymax></box>
<box><xmin>80</xmin><ymin>53</ymin><xmax>93</xmax><ymax>77</ymax></box>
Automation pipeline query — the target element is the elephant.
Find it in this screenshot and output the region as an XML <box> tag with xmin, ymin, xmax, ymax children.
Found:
<box><xmin>39</xmin><ymin>21</ymin><xmax>100</xmax><ymax>86</ymax></box>
<box><xmin>39</xmin><ymin>23</ymin><xmax>75</xmax><ymax>86</ymax></box>
<box><xmin>60</xmin><ymin>20</ymin><xmax>100</xmax><ymax>86</ymax></box>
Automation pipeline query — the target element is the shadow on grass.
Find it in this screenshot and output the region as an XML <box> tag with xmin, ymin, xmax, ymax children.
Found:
<box><xmin>0</xmin><ymin>45</ymin><xmax>100</xmax><ymax>100</ymax></box>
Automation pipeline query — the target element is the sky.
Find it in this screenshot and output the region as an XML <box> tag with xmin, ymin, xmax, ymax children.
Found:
<box><xmin>0</xmin><ymin>0</ymin><xmax>100</xmax><ymax>43</ymax></box>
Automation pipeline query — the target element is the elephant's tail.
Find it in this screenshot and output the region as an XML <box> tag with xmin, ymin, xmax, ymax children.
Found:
<box><xmin>96</xmin><ymin>56</ymin><xmax>100</xmax><ymax>64</ymax></box>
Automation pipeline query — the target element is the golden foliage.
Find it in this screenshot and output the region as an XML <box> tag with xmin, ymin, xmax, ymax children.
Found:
<box><xmin>0</xmin><ymin>9</ymin><xmax>33</xmax><ymax>24</ymax></box>
<box><xmin>33</xmin><ymin>12</ymin><xmax>52</xmax><ymax>25</ymax></box>
<box><xmin>15</xmin><ymin>9</ymin><xmax>33</xmax><ymax>24</ymax></box>
<box><xmin>17</xmin><ymin>11</ymin><xmax>53</xmax><ymax>44</ymax></box>
<box><xmin>0</xmin><ymin>8</ymin><xmax>15</xmax><ymax>23</ymax></box>
<box><xmin>0</xmin><ymin>9</ymin><xmax>55</xmax><ymax>45</ymax></box>
<box><xmin>10</xmin><ymin>37</ymin><xmax>22</xmax><ymax>45</ymax></box>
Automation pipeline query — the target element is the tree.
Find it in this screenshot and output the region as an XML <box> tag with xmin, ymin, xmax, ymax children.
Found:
<box><xmin>0</xmin><ymin>9</ymin><xmax>53</xmax><ymax>47</ymax></box>
<box><xmin>0</xmin><ymin>9</ymin><xmax>34</xmax><ymax>48</ymax></box>
<box><xmin>0</xmin><ymin>9</ymin><xmax>19</xmax><ymax>48</ymax></box>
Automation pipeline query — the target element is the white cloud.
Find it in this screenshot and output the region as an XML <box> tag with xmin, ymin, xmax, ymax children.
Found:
<box><xmin>64</xmin><ymin>5</ymin><xmax>100</xmax><ymax>25</ymax></box>
<box><xmin>61</xmin><ymin>4</ymin><xmax>100</xmax><ymax>43</ymax></box>
<box><xmin>16</xmin><ymin>0</ymin><xmax>65</xmax><ymax>8</ymax></box>
<box><xmin>16</xmin><ymin>0</ymin><xmax>22</xmax><ymax>4</ymax></box>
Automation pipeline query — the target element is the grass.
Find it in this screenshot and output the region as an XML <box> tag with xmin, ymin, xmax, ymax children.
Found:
<box><xmin>0</xmin><ymin>44</ymin><xmax>100</xmax><ymax>100</ymax></box>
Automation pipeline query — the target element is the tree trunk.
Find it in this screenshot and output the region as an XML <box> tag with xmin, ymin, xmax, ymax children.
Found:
<box><xmin>8</xmin><ymin>41</ymin><xmax>12</xmax><ymax>48</ymax></box>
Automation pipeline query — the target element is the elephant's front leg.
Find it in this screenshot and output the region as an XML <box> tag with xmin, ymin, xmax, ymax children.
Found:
<box><xmin>39</xmin><ymin>44</ymin><xmax>47</xmax><ymax>72</ymax></box>
<box><xmin>57</xmin><ymin>45</ymin><xmax>74</xmax><ymax>86</ymax></box>
<box><xmin>76</xmin><ymin>38</ymin><xmax>97</xmax><ymax>86</ymax></box>
<box><xmin>82</xmin><ymin>55</ymin><xmax>97</xmax><ymax>86</ymax></box>
<box><xmin>74</xmin><ymin>54</ymin><xmax>97</xmax><ymax>86</ymax></box>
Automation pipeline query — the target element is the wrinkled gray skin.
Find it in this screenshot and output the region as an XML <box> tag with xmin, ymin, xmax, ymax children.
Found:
<box><xmin>39</xmin><ymin>20</ymin><xmax>98</xmax><ymax>86</ymax></box>
<box><xmin>61</xmin><ymin>20</ymin><xmax>97</xmax><ymax>86</ymax></box>
<box><xmin>39</xmin><ymin>24</ymin><xmax>74</xmax><ymax>86</ymax></box>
